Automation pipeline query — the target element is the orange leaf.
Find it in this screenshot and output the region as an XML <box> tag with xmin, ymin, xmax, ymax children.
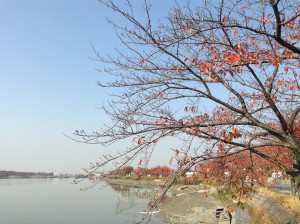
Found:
<box><xmin>169</xmin><ymin>156</ymin><xmax>174</xmax><ymax>165</ymax></box>
<box><xmin>284</xmin><ymin>66</ymin><xmax>289</xmax><ymax>74</ymax></box>
<box><xmin>233</xmin><ymin>29</ymin><xmax>238</xmax><ymax>37</ymax></box>
<box><xmin>260</xmin><ymin>17</ymin><xmax>270</xmax><ymax>24</ymax></box>
<box><xmin>184</xmin><ymin>58</ymin><xmax>189</xmax><ymax>63</ymax></box>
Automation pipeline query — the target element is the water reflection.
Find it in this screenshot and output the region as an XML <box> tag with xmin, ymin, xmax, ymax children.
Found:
<box><xmin>110</xmin><ymin>184</ymin><xmax>156</xmax><ymax>214</ymax></box>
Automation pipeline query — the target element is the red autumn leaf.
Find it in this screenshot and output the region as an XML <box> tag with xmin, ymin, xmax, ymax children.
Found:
<box><xmin>222</xmin><ymin>16</ymin><xmax>229</xmax><ymax>23</ymax></box>
<box><xmin>138</xmin><ymin>159</ymin><xmax>142</xmax><ymax>166</ymax></box>
<box><xmin>240</xmin><ymin>6</ymin><xmax>247</xmax><ymax>10</ymax></box>
<box><xmin>291</xmin><ymin>86</ymin><xmax>295</xmax><ymax>92</ymax></box>
<box><xmin>138</xmin><ymin>174</ymin><xmax>142</xmax><ymax>179</ymax></box>
<box><xmin>181</xmin><ymin>155</ymin><xmax>186</xmax><ymax>164</ymax></box>
<box><xmin>137</xmin><ymin>136</ymin><xmax>145</xmax><ymax>144</ymax></box>
<box><xmin>142</xmin><ymin>58</ymin><xmax>146</xmax><ymax>64</ymax></box>
<box><xmin>160</xmin><ymin>90</ymin><xmax>166</xmax><ymax>97</ymax></box>
<box><xmin>233</xmin><ymin>128</ymin><xmax>239</xmax><ymax>135</ymax></box>
<box><xmin>204</xmin><ymin>173</ymin><xmax>208</xmax><ymax>179</ymax></box>
<box><xmin>184</xmin><ymin>58</ymin><xmax>189</xmax><ymax>63</ymax></box>
<box><xmin>199</xmin><ymin>63</ymin><xmax>210</xmax><ymax>73</ymax></box>
<box><xmin>230</xmin><ymin>128</ymin><xmax>241</xmax><ymax>138</ymax></box>
<box><xmin>169</xmin><ymin>156</ymin><xmax>174</xmax><ymax>165</ymax></box>
<box><xmin>183</xmin><ymin>25</ymin><xmax>188</xmax><ymax>31</ymax></box>
<box><xmin>152</xmin><ymin>139</ymin><xmax>157</xmax><ymax>144</ymax></box>
<box><xmin>190</xmin><ymin>106</ymin><xmax>196</xmax><ymax>113</ymax></box>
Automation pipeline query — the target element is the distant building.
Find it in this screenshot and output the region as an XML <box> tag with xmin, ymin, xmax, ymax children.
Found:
<box><xmin>94</xmin><ymin>172</ymin><xmax>103</xmax><ymax>177</ymax></box>
<box><xmin>271</xmin><ymin>170</ymin><xmax>283</xmax><ymax>178</ymax></box>
<box><xmin>185</xmin><ymin>171</ymin><xmax>197</xmax><ymax>177</ymax></box>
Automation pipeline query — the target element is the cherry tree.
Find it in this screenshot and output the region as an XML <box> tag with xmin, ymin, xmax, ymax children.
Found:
<box><xmin>110</xmin><ymin>165</ymin><xmax>134</xmax><ymax>176</ymax></box>
<box><xmin>76</xmin><ymin>0</ymin><xmax>300</xmax><ymax>198</ymax></box>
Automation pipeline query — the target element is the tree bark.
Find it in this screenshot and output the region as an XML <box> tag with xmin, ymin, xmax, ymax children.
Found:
<box><xmin>291</xmin><ymin>174</ymin><xmax>300</xmax><ymax>199</ymax></box>
<box><xmin>289</xmin><ymin>159</ymin><xmax>300</xmax><ymax>199</ymax></box>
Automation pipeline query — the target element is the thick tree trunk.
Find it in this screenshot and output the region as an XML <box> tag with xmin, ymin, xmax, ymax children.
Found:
<box><xmin>289</xmin><ymin>159</ymin><xmax>300</xmax><ymax>199</ymax></box>
<box><xmin>290</xmin><ymin>175</ymin><xmax>300</xmax><ymax>199</ymax></box>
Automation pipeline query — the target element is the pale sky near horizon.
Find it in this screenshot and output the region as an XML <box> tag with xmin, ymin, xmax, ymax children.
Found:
<box><xmin>0</xmin><ymin>0</ymin><xmax>185</xmax><ymax>174</ymax></box>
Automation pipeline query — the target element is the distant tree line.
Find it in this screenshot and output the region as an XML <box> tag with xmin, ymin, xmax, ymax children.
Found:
<box><xmin>0</xmin><ymin>170</ymin><xmax>54</xmax><ymax>178</ymax></box>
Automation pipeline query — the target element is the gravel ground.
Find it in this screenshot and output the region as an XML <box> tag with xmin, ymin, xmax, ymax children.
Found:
<box><xmin>155</xmin><ymin>185</ymin><xmax>252</xmax><ymax>224</ymax></box>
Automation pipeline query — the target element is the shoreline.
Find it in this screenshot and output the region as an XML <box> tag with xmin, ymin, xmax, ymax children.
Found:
<box><xmin>106</xmin><ymin>178</ymin><xmax>251</xmax><ymax>224</ymax></box>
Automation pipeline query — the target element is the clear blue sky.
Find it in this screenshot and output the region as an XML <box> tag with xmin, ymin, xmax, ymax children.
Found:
<box><xmin>0</xmin><ymin>0</ymin><xmax>182</xmax><ymax>173</ymax></box>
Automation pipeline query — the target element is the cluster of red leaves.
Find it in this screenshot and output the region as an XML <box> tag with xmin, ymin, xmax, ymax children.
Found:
<box><xmin>197</xmin><ymin>146</ymin><xmax>292</xmax><ymax>192</ymax></box>
<box><xmin>110</xmin><ymin>166</ymin><xmax>171</xmax><ymax>178</ymax></box>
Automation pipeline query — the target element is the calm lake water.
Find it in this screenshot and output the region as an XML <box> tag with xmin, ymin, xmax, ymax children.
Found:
<box><xmin>0</xmin><ymin>178</ymin><xmax>165</xmax><ymax>224</ymax></box>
